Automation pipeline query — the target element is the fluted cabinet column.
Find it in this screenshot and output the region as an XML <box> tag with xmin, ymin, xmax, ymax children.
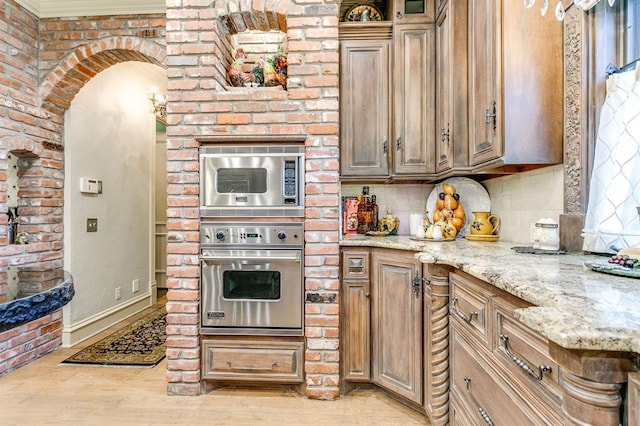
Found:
<box><xmin>423</xmin><ymin>263</ymin><xmax>452</xmax><ymax>425</ymax></box>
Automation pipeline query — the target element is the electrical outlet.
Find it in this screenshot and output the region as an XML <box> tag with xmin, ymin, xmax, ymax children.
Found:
<box><xmin>115</xmin><ymin>286</ymin><xmax>122</xmax><ymax>300</ymax></box>
<box><xmin>132</xmin><ymin>279</ymin><xmax>139</xmax><ymax>293</ymax></box>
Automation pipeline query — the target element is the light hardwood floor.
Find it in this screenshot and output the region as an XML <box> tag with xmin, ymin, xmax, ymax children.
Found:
<box><xmin>0</xmin><ymin>292</ymin><xmax>428</xmax><ymax>425</ymax></box>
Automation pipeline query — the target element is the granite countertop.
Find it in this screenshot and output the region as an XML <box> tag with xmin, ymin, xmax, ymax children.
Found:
<box><xmin>341</xmin><ymin>235</ymin><xmax>640</xmax><ymax>355</ymax></box>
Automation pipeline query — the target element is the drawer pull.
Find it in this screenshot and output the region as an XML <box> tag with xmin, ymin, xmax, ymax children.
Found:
<box><xmin>226</xmin><ymin>360</ymin><xmax>278</xmax><ymax>371</ymax></box>
<box><xmin>451</xmin><ymin>297</ymin><xmax>478</xmax><ymax>323</ymax></box>
<box><xmin>500</xmin><ymin>334</ymin><xmax>552</xmax><ymax>381</ymax></box>
<box><xmin>464</xmin><ymin>376</ymin><xmax>494</xmax><ymax>426</ymax></box>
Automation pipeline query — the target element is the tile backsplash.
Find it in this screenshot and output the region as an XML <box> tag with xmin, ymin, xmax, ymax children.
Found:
<box><xmin>341</xmin><ymin>184</ymin><xmax>434</xmax><ymax>235</ymax></box>
<box><xmin>341</xmin><ymin>164</ymin><xmax>564</xmax><ymax>243</ymax></box>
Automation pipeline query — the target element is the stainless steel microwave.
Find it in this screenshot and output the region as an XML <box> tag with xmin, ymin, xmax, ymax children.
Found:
<box><xmin>199</xmin><ymin>145</ymin><xmax>304</xmax><ymax>217</ymax></box>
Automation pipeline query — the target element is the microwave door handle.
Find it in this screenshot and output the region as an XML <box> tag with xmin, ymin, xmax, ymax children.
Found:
<box><xmin>200</xmin><ymin>253</ymin><xmax>301</xmax><ymax>262</ymax></box>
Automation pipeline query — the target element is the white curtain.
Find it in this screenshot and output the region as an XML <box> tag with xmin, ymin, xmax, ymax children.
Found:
<box><xmin>583</xmin><ymin>64</ymin><xmax>640</xmax><ymax>253</ymax></box>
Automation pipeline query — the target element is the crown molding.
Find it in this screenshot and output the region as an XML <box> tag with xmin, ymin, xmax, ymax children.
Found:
<box><xmin>14</xmin><ymin>0</ymin><xmax>165</xmax><ymax>18</ymax></box>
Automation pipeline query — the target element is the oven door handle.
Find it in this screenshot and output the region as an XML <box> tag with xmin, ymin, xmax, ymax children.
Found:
<box><xmin>200</xmin><ymin>253</ymin><xmax>301</xmax><ymax>262</ymax></box>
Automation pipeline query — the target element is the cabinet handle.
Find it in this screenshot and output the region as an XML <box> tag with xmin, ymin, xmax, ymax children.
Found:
<box><xmin>485</xmin><ymin>101</ymin><xmax>497</xmax><ymax>130</ymax></box>
<box><xmin>422</xmin><ymin>277</ymin><xmax>431</xmax><ymax>287</ymax></box>
<box><xmin>464</xmin><ymin>376</ymin><xmax>495</xmax><ymax>426</ymax></box>
<box><xmin>226</xmin><ymin>360</ymin><xmax>278</xmax><ymax>371</ymax></box>
<box><xmin>499</xmin><ymin>334</ymin><xmax>552</xmax><ymax>381</ymax></box>
<box><xmin>383</xmin><ymin>140</ymin><xmax>388</xmax><ymax>154</ymax></box>
<box><xmin>450</xmin><ymin>297</ymin><xmax>478</xmax><ymax>323</ymax></box>
<box><xmin>440</xmin><ymin>123</ymin><xmax>450</xmax><ymax>148</ymax></box>
<box><xmin>396</xmin><ymin>137</ymin><xmax>402</xmax><ymax>151</ymax></box>
<box><xmin>412</xmin><ymin>271</ymin><xmax>421</xmax><ymax>296</ymax></box>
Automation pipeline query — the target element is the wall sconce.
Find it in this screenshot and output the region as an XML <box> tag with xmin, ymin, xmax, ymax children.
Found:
<box><xmin>525</xmin><ymin>0</ymin><xmax>616</xmax><ymax>21</ymax></box>
<box><xmin>148</xmin><ymin>88</ymin><xmax>167</xmax><ymax>121</ymax></box>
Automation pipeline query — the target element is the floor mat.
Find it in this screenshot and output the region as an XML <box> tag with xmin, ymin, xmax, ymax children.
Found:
<box><xmin>61</xmin><ymin>307</ymin><xmax>166</xmax><ymax>367</ymax></box>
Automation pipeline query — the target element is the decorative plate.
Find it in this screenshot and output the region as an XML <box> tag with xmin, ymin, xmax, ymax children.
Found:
<box><xmin>344</xmin><ymin>4</ymin><xmax>384</xmax><ymax>22</ymax></box>
<box><xmin>584</xmin><ymin>260</ymin><xmax>640</xmax><ymax>279</ymax></box>
<box><xmin>426</xmin><ymin>177</ymin><xmax>491</xmax><ymax>237</ymax></box>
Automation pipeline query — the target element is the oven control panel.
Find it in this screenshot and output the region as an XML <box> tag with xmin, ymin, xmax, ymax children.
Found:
<box><xmin>201</xmin><ymin>223</ymin><xmax>303</xmax><ymax>248</ymax></box>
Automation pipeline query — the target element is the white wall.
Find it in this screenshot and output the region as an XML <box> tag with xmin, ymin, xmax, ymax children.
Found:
<box><xmin>63</xmin><ymin>63</ymin><xmax>163</xmax><ymax>330</ymax></box>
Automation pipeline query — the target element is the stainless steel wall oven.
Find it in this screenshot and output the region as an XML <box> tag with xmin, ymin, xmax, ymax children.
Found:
<box><xmin>200</xmin><ymin>222</ymin><xmax>304</xmax><ymax>336</ymax></box>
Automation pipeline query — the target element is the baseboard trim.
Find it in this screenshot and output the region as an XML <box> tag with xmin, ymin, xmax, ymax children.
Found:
<box><xmin>61</xmin><ymin>292</ymin><xmax>153</xmax><ymax>348</ymax></box>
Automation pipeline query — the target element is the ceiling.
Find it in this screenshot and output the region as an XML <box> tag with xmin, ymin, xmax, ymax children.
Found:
<box><xmin>15</xmin><ymin>0</ymin><xmax>165</xmax><ymax>18</ymax></box>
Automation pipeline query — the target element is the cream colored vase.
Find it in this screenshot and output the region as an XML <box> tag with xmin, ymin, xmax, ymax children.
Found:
<box><xmin>470</xmin><ymin>211</ymin><xmax>500</xmax><ymax>235</ymax></box>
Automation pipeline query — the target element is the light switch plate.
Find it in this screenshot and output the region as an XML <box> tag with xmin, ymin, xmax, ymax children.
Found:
<box><xmin>87</xmin><ymin>218</ymin><xmax>98</xmax><ymax>232</ymax></box>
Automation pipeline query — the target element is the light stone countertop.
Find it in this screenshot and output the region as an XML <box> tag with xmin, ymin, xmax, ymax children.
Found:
<box><xmin>340</xmin><ymin>235</ymin><xmax>640</xmax><ymax>355</ymax></box>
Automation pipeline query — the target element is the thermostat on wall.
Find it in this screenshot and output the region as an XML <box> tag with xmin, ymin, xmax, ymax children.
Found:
<box><xmin>80</xmin><ymin>177</ymin><xmax>102</xmax><ymax>194</ymax></box>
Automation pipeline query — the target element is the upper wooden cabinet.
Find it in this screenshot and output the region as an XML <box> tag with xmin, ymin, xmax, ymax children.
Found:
<box><xmin>467</xmin><ymin>0</ymin><xmax>563</xmax><ymax>171</ymax></box>
<box><xmin>393</xmin><ymin>23</ymin><xmax>436</xmax><ymax>177</ymax></box>
<box><xmin>434</xmin><ymin>0</ymin><xmax>468</xmax><ymax>175</ymax></box>
<box><xmin>389</xmin><ymin>0</ymin><xmax>435</xmax><ymax>23</ymax></box>
<box><xmin>339</xmin><ymin>23</ymin><xmax>392</xmax><ymax>178</ymax></box>
<box><xmin>339</xmin><ymin>21</ymin><xmax>435</xmax><ymax>181</ymax></box>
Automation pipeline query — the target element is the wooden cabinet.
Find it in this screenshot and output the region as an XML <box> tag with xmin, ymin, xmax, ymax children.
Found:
<box><xmin>392</xmin><ymin>23</ymin><xmax>436</xmax><ymax>177</ymax></box>
<box><xmin>339</xmin><ymin>24</ymin><xmax>392</xmax><ymax>178</ymax></box>
<box><xmin>434</xmin><ymin>0</ymin><xmax>468</xmax><ymax>175</ymax></box>
<box><xmin>449</xmin><ymin>270</ymin><xmax>564</xmax><ymax>424</ymax></box>
<box><xmin>389</xmin><ymin>0</ymin><xmax>435</xmax><ymax>23</ymax></box>
<box><xmin>201</xmin><ymin>339</ymin><xmax>304</xmax><ymax>383</ymax></box>
<box><xmin>339</xmin><ymin>21</ymin><xmax>435</xmax><ymax>181</ymax></box>
<box><xmin>341</xmin><ymin>247</ymin><xmax>423</xmax><ymax>406</ymax></box>
<box><xmin>630</xmin><ymin>373</ymin><xmax>640</xmax><ymax>426</ymax></box>
<box><xmin>467</xmin><ymin>0</ymin><xmax>563</xmax><ymax>171</ymax></box>
<box><xmin>341</xmin><ymin>249</ymin><xmax>371</xmax><ymax>382</ymax></box>
<box><xmin>371</xmin><ymin>248</ymin><xmax>422</xmax><ymax>404</ymax></box>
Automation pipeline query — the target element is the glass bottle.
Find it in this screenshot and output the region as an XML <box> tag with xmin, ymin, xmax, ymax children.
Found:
<box><xmin>371</xmin><ymin>195</ymin><xmax>379</xmax><ymax>232</ymax></box>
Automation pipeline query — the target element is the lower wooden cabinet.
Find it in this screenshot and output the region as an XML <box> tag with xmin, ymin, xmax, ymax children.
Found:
<box><xmin>201</xmin><ymin>339</ymin><xmax>304</xmax><ymax>383</ymax></box>
<box><xmin>341</xmin><ymin>247</ymin><xmax>423</xmax><ymax>406</ymax></box>
<box><xmin>371</xmin><ymin>248</ymin><xmax>423</xmax><ymax>404</ymax></box>
<box><xmin>449</xmin><ymin>270</ymin><xmax>564</xmax><ymax>425</ymax></box>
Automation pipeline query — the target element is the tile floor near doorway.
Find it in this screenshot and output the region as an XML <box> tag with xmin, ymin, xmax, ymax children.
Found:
<box><xmin>0</xmin><ymin>293</ymin><xmax>428</xmax><ymax>426</ymax></box>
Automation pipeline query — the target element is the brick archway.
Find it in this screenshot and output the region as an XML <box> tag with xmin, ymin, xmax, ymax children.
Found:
<box><xmin>39</xmin><ymin>36</ymin><xmax>166</xmax><ymax>116</ymax></box>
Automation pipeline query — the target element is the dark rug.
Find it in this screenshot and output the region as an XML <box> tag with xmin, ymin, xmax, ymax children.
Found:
<box><xmin>62</xmin><ymin>307</ymin><xmax>166</xmax><ymax>367</ymax></box>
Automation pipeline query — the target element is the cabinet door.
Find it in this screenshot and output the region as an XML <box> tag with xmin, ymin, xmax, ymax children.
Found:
<box><xmin>371</xmin><ymin>249</ymin><xmax>422</xmax><ymax>404</ymax></box>
<box><xmin>342</xmin><ymin>279</ymin><xmax>371</xmax><ymax>381</ymax></box>
<box><xmin>391</xmin><ymin>0</ymin><xmax>436</xmax><ymax>23</ymax></box>
<box><xmin>393</xmin><ymin>24</ymin><xmax>436</xmax><ymax>176</ymax></box>
<box><xmin>340</xmin><ymin>39</ymin><xmax>391</xmax><ymax>177</ymax></box>
<box><xmin>435</xmin><ymin>4</ymin><xmax>453</xmax><ymax>172</ymax></box>
<box><xmin>468</xmin><ymin>0</ymin><xmax>502</xmax><ymax>165</ymax></box>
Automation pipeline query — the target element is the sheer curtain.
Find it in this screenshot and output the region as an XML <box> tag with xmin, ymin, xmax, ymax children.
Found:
<box><xmin>583</xmin><ymin>64</ymin><xmax>640</xmax><ymax>253</ymax></box>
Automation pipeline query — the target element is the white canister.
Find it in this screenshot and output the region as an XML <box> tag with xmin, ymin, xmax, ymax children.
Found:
<box><xmin>532</xmin><ymin>218</ymin><xmax>560</xmax><ymax>250</ymax></box>
<box><xmin>409</xmin><ymin>213</ymin><xmax>424</xmax><ymax>236</ymax></box>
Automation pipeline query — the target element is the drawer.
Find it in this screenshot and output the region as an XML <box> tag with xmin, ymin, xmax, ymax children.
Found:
<box><xmin>202</xmin><ymin>339</ymin><xmax>304</xmax><ymax>382</ymax></box>
<box><xmin>494</xmin><ymin>296</ymin><xmax>562</xmax><ymax>406</ymax></box>
<box><xmin>449</xmin><ymin>272</ymin><xmax>492</xmax><ymax>348</ymax></box>
<box><xmin>342</xmin><ymin>250</ymin><xmax>370</xmax><ymax>280</ymax></box>
<box><xmin>450</xmin><ymin>327</ymin><xmax>549</xmax><ymax>425</ymax></box>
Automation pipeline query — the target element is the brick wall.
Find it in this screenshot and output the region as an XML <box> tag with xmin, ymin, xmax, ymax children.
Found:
<box><xmin>0</xmin><ymin>0</ymin><xmax>165</xmax><ymax>373</ymax></box>
<box><xmin>165</xmin><ymin>0</ymin><xmax>341</xmax><ymax>399</ymax></box>
<box><xmin>2</xmin><ymin>0</ymin><xmax>342</xmax><ymax>398</ymax></box>
<box><xmin>0</xmin><ymin>309</ymin><xmax>62</xmax><ymax>375</ymax></box>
